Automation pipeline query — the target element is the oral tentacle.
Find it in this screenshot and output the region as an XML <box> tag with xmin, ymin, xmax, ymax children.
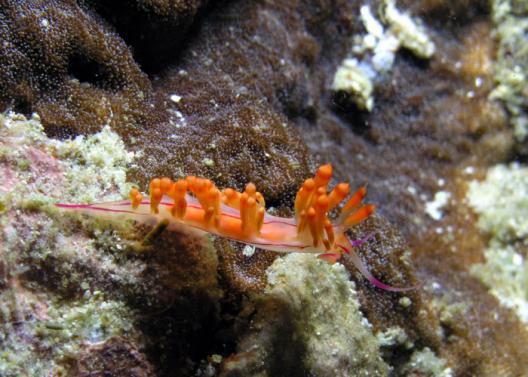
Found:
<box><xmin>339</xmin><ymin>236</ymin><xmax>417</xmax><ymax>292</ymax></box>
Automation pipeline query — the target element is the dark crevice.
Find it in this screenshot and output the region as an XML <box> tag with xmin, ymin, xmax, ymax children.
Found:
<box><xmin>396</xmin><ymin>49</ymin><xmax>431</xmax><ymax>71</ymax></box>
<box><xmin>12</xmin><ymin>96</ymin><xmax>33</xmax><ymax>116</ymax></box>
<box><xmin>330</xmin><ymin>91</ymin><xmax>371</xmax><ymax>137</ymax></box>
<box><xmin>276</xmin><ymin>87</ymin><xmax>318</xmax><ymax>124</ymax></box>
<box><xmin>136</xmin><ymin>290</ymin><xmax>223</xmax><ymax>377</ymax></box>
<box><xmin>84</xmin><ymin>0</ymin><xmax>215</xmax><ymax>75</ymax></box>
<box><xmin>67</xmin><ymin>54</ymin><xmax>113</xmax><ymax>89</ymax></box>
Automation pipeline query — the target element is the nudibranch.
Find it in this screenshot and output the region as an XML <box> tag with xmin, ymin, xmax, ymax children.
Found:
<box><xmin>56</xmin><ymin>164</ymin><xmax>412</xmax><ymax>292</ymax></box>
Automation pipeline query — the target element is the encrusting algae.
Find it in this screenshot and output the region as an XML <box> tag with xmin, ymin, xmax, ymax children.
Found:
<box><xmin>57</xmin><ymin>164</ymin><xmax>414</xmax><ymax>292</ymax></box>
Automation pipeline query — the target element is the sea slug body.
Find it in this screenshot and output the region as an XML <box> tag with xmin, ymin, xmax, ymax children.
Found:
<box><xmin>57</xmin><ymin>164</ymin><xmax>413</xmax><ymax>292</ymax></box>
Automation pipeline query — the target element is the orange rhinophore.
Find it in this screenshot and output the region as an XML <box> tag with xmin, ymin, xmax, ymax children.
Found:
<box><xmin>56</xmin><ymin>164</ymin><xmax>415</xmax><ymax>292</ymax></box>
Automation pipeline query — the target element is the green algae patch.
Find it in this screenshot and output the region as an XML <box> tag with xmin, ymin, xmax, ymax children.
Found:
<box><xmin>36</xmin><ymin>293</ymin><xmax>135</xmax><ymax>348</ymax></box>
<box><xmin>265</xmin><ymin>254</ymin><xmax>389</xmax><ymax>376</ymax></box>
<box><xmin>401</xmin><ymin>347</ymin><xmax>451</xmax><ymax>377</ymax></box>
<box><xmin>468</xmin><ymin>163</ymin><xmax>528</xmax><ymax>241</ymax></box>
<box><xmin>47</xmin><ymin>123</ymin><xmax>135</xmax><ymax>204</ymax></box>
<box><xmin>468</xmin><ymin>163</ymin><xmax>528</xmax><ymax>324</ymax></box>
<box><xmin>490</xmin><ymin>0</ymin><xmax>528</xmax><ymax>143</ymax></box>
<box><xmin>470</xmin><ymin>241</ymin><xmax>528</xmax><ymax>324</ymax></box>
<box><xmin>377</xmin><ymin>326</ymin><xmax>413</xmax><ymax>350</ymax></box>
<box><xmin>0</xmin><ymin>111</ymin><xmax>134</xmax><ymax>206</ymax></box>
<box><xmin>0</xmin><ymin>291</ymin><xmax>136</xmax><ymax>377</ymax></box>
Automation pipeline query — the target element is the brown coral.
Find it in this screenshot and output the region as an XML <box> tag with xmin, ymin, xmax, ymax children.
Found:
<box><xmin>85</xmin><ymin>0</ymin><xmax>210</xmax><ymax>74</ymax></box>
<box><xmin>0</xmin><ymin>0</ymin><xmax>152</xmax><ymax>136</ymax></box>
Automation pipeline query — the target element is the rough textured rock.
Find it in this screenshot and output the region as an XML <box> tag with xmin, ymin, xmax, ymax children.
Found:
<box><xmin>74</xmin><ymin>337</ymin><xmax>155</xmax><ymax>377</ymax></box>
<box><xmin>221</xmin><ymin>254</ymin><xmax>391</xmax><ymax>377</ymax></box>
<box><xmin>0</xmin><ymin>114</ymin><xmax>222</xmax><ymax>376</ymax></box>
